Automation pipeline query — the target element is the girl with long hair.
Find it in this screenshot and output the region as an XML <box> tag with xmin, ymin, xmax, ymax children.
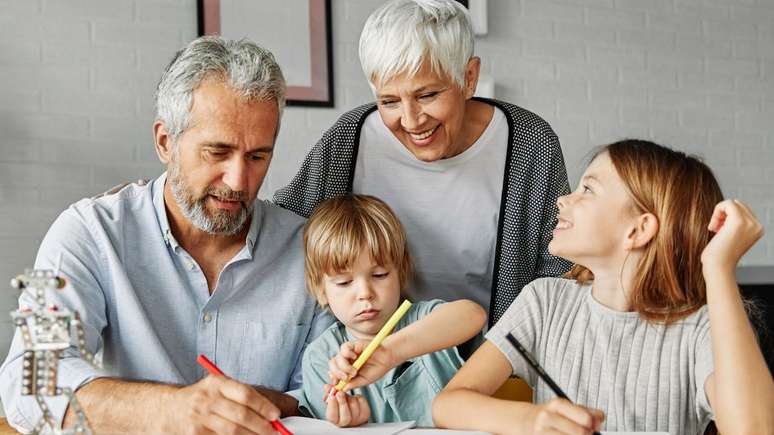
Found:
<box><xmin>433</xmin><ymin>139</ymin><xmax>774</xmax><ymax>435</ymax></box>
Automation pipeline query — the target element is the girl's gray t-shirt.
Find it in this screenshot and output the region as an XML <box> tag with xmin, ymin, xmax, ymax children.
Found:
<box><xmin>487</xmin><ymin>277</ymin><xmax>714</xmax><ymax>435</ymax></box>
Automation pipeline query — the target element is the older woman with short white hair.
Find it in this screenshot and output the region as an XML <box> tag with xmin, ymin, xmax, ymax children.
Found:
<box><xmin>275</xmin><ymin>0</ymin><xmax>571</xmax><ymax>327</ymax></box>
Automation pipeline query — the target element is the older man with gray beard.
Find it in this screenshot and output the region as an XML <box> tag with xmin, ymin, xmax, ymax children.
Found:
<box><xmin>0</xmin><ymin>36</ymin><xmax>332</xmax><ymax>435</ymax></box>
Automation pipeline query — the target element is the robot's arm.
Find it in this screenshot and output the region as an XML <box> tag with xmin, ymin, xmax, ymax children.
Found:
<box><xmin>71</xmin><ymin>312</ymin><xmax>98</xmax><ymax>367</ymax></box>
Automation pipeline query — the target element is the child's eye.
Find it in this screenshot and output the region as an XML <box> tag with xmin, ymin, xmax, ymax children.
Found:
<box><xmin>582</xmin><ymin>184</ymin><xmax>592</xmax><ymax>194</ymax></box>
<box><xmin>372</xmin><ymin>272</ymin><xmax>390</xmax><ymax>279</ymax></box>
<box><xmin>334</xmin><ymin>280</ymin><xmax>352</xmax><ymax>287</ymax></box>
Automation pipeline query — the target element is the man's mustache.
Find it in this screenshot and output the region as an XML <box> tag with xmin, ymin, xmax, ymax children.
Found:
<box><xmin>204</xmin><ymin>186</ymin><xmax>248</xmax><ymax>203</ymax></box>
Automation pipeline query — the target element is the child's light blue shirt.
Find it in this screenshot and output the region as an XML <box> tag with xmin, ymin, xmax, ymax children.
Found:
<box><xmin>291</xmin><ymin>300</ymin><xmax>465</xmax><ymax>427</ymax></box>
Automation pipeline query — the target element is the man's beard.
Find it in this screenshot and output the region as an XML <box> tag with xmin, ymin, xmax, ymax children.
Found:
<box><xmin>168</xmin><ymin>160</ymin><xmax>253</xmax><ymax>236</ymax></box>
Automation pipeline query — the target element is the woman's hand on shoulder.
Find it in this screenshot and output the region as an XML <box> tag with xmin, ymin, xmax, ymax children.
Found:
<box><xmin>529</xmin><ymin>398</ymin><xmax>605</xmax><ymax>435</ymax></box>
<box><xmin>701</xmin><ymin>199</ymin><xmax>764</xmax><ymax>272</ymax></box>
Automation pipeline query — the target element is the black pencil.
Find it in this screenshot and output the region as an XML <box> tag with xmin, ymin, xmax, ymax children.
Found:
<box><xmin>505</xmin><ymin>332</ymin><xmax>601</xmax><ymax>435</ymax></box>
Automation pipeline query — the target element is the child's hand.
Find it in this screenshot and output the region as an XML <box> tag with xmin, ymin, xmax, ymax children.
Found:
<box><xmin>328</xmin><ymin>340</ymin><xmax>399</xmax><ymax>391</ymax></box>
<box><xmin>701</xmin><ymin>199</ymin><xmax>764</xmax><ymax>272</ymax></box>
<box><xmin>529</xmin><ymin>398</ymin><xmax>605</xmax><ymax>435</ymax></box>
<box><xmin>323</xmin><ymin>385</ymin><xmax>370</xmax><ymax>427</ymax></box>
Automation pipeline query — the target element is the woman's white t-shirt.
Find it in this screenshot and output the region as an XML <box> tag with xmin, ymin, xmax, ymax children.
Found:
<box><xmin>353</xmin><ymin>108</ymin><xmax>508</xmax><ymax>312</ymax></box>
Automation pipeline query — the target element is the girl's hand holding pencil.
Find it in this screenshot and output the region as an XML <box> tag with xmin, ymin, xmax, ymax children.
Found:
<box><xmin>505</xmin><ymin>334</ymin><xmax>604</xmax><ymax>435</ymax></box>
<box><xmin>528</xmin><ymin>398</ymin><xmax>605</xmax><ymax>435</ymax></box>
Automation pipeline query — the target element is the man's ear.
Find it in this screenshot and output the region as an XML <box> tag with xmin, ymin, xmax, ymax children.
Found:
<box><xmin>624</xmin><ymin>212</ymin><xmax>659</xmax><ymax>250</ymax></box>
<box><xmin>463</xmin><ymin>57</ymin><xmax>481</xmax><ymax>99</ymax></box>
<box><xmin>153</xmin><ymin>120</ymin><xmax>173</xmax><ymax>164</ymax></box>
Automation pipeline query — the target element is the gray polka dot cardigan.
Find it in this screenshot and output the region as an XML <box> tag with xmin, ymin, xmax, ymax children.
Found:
<box><xmin>274</xmin><ymin>97</ymin><xmax>573</xmax><ymax>326</ymax></box>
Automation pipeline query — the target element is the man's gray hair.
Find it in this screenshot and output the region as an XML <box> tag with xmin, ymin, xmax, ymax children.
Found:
<box><xmin>359</xmin><ymin>0</ymin><xmax>474</xmax><ymax>90</ymax></box>
<box><xmin>155</xmin><ymin>36</ymin><xmax>286</xmax><ymax>142</ymax></box>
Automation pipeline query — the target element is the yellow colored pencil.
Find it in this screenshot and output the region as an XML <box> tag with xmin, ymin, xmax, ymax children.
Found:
<box><xmin>334</xmin><ymin>299</ymin><xmax>413</xmax><ymax>392</ymax></box>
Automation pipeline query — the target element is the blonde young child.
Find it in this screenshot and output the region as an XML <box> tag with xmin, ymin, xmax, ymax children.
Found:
<box><xmin>433</xmin><ymin>139</ymin><xmax>774</xmax><ymax>435</ymax></box>
<box><xmin>292</xmin><ymin>194</ymin><xmax>486</xmax><ymax>427</ymax></box>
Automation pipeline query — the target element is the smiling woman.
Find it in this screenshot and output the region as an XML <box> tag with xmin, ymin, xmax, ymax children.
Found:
<box><xmin>373</xmin><ymin>60</ymin><xmax>490</xmax><ymax>163</ymax></box>
<box><xmin>275</xmin><ymin>0</ymin><xmax>572</xmax><ymax>327</ymax></box>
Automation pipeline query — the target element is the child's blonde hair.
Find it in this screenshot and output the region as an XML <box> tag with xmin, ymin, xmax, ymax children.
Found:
<box><xmin>566</xmin><ymin>139</ymin><xmax>724</xmax><ymax>324</ymax></box>
<box><xmin>303</xmin><ymin>194</ymin><xmax>414</xmax><ymax>306</ymax></box>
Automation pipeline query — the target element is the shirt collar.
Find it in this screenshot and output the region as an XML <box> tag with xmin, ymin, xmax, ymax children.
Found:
<box><xmin>243</xmin><ymin>200</ymin><xmax>261</xmax><ymax>259</ymax></box>
<box><xmin>153</xmin><ymin>172</ymin><xmax>262</xmax><ymax>257</ymax></box>
<box><xmin>153</xmin><ymin>172</ymin><xmax>179</xmax><ymax>250</ymax></box>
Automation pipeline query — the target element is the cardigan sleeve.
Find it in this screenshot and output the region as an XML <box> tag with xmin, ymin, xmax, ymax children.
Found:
<box><xmin>533</xmin><ymin>131</ymin><xmax>573</xmax><ymax>278</ymax></box>
<box><xmin>489</xmin><ymin>100</ymin><xmax>574</xmax><ymax>325</ymax></box>
<box><xmin>273</xmin><ymin>106</ymin><xmax>371</xmax><ymax>218</ymax></box>
<box><xmin>272</xmin><ymin>125</ymin><xmax>338</xmax><ymax>218</ymax></box>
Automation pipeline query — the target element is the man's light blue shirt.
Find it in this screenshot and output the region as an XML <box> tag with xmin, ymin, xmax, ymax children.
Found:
<box><xmin>0</xmin><ymin>174</ymin><xmax>333</xmax><ymax>431</ymax></box>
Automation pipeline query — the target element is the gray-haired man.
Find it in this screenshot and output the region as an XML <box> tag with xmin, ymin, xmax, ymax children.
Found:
<box><xmin>0</xmin><ymin>36</ymin><xmax>332</xmax><ymax>434</ymax></box>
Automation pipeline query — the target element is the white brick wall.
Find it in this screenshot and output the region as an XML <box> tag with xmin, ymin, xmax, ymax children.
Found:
<box><xmin>0</xmin><ymin>0</ymin><xmax>197</xmax><ymax>367</ymax></box>
<box><xmin>264</xmin><ymin>0</ymin><xmax>774</xmax><ymax>265</ymax></box>
<box><xmin>0</xmin><ymin>0</ymin><xmax>772</xmax><ymax>384</ymax></box>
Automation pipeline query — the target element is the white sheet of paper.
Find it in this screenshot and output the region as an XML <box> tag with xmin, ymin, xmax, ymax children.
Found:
<box><xmin>398</xmin><ymin>429</ymin><xmax>665</xmax><ymax>435</ymax></box>
<box><xmin>279</xmin><ymin>417</ymin><xmax>416</xmax><ymax>435</ymax></box>
<box><xmin>601</xmin><ymin>432</ymin><xmax>669</xmax><ymax>434</ymax></box>
<box><xmin>401</xmin><ymin>430</ymin><xmax>666</xmax><ymax>435</ymax></box>
<box><xmin>402</xmin><ymin>429</ymin><xmax>491</xmax><ymax>434</ymax></box>
<box><xmin>278</xmin><ymin>418</ymin><xmax>669</xmax><ymax>435</ymax></box>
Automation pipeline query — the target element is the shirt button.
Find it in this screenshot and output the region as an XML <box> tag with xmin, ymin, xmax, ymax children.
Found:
<box><xmin>203</xmin><ymin>313</ymin><xmax>212</xmax><ymax>323</ymax></box>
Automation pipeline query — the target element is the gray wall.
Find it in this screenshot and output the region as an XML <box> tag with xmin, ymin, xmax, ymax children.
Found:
<box><xmin>1</xmin><ymin>0</ymin><xmax>773</xmax><ymax>363</ymax></box>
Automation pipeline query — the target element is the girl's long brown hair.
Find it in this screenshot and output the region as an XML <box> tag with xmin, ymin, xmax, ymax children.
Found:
<box><xmin>566</xmin><ymin>139</ymin><xmax>724</xmax><ymax>323</ymax></box>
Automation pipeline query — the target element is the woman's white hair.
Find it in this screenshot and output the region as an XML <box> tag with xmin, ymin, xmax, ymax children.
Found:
<box><xmin>359</xmin><ymin>0</ymin><xmax>474</xmax><ymax>90</ymax></box>
<box><xmin>155</xmin><ymin>36</ymin><xmax>286</xmax><ymax>143</ymax></box>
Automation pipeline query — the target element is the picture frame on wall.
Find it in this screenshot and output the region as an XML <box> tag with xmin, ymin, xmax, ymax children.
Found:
<box><xmin>198</xmin><ymin>0</ymin><xmax>334</xmax><ymax>107</ymax></box>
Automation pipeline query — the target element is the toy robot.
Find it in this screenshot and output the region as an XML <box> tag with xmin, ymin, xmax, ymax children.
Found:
<box><xmin>10</xmin><ymin>269</ymin><xmax>99</xmax><ymax>434</ymax></box>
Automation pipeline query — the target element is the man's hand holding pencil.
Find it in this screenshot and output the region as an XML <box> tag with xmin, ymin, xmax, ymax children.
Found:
<box><xmin>169</xmin><ymin>373</ymin><xmax>283</xmax><ymax>435</ymax></box>
<box><xmin>195</xmin><ymin>354</ymin><xmax>292</xmax><ymax>435</ymax></box>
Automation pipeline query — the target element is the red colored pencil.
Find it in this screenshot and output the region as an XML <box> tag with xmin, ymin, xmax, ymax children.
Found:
<box><xmin>196</xmin><ymin>354</ymin><xmax>224</xmax><ymax>376</ymax></box>
<box><xmin>196</xmin><ymin>354</ymin><xmax>293</xmax><ymax>435</ymax></box>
